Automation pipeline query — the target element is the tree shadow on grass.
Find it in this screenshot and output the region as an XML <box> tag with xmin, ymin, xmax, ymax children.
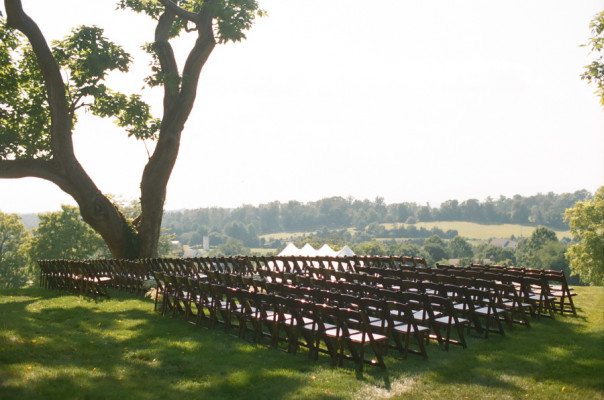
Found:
<box><xmin>0</xmin><ymin>288</ymin><xmax>315</xmax><ymax>400</ymax></box>
<box><xmin>3</xmin><ymin>287</ymin><xmax>601</xmax><ymax>399</ymax></box>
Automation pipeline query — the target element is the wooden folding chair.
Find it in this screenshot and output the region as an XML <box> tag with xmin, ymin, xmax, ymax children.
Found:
<box><xmin>495</xmin><ymin>282</ymin><xmax>531</xmax><ymax>328</ymax></box>
<box><xmin>521</xmin><ymin>275</ymin><xmax>556</xmax><ymax>320</ymax></box>
<box><xmin>545</xmin><ymin>271</ymin><xmax>577</xmax><ymax>315</ymax></box>
<box><xmin>384</xmin><ymin>299</ymin><xmax>429</xmax><ymax>359</ymax></box>
<box><xmin>466</xmin><ymin>280</ymin><xmax>507</xmax><ymax>338</ymax></box>
<box><xmin>426</xmin><ymin>295</ymin><xmax>469</xmax><ymax>350</ymax></box>
<box><xmin>335</xmin><ymin>307</ymin><xmax>388</xmax><ymax>371</ymax></box>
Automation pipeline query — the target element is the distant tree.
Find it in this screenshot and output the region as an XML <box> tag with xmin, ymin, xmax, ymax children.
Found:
<box><xmin>448</xmin><ymin>236</ymin><xmax>474</xmax><ymax>258</ymax></box>
<box><xmin>511</xmin><ymin>199</ymin><xmax>530</xmax><ymax>224</ymax></box>
<box><xmin>386</xmin><ymin>241</ymin><xmax>427</xmax><ymax>259</ymax></box>
<box><xmin>581</xmin><ymin>10</ymin><xmax>604</xmax><ymax>107</ymax></box>
<box><xmin>211</xmin><ymin>238</ymin><xmax>250</xmax><ymax>257</ymax></box>
<box><xmin>405</xmin><ymin>216</ymin><xmax>417</xmax><ymax>224</ymax></box>
<box><xmin>0</xmin><ymin>211</ymin><xmax>32</xmax><ymax>288</ymax></box>
<box><xmin>416</xmin><ymin>205</ymin><xmax>433</xmax><ymax>222</ymax></box>
<box><xmin>460</xmin><ymin>199</ymin><xmax>481</xmax><ymax>222</ymax></box>
<box><xmin>564</xmin><ymin>187</ymin><xmax>604</xmax><ymax>285</ymax></box>
<box><xmin>438</xmin><ymin>200</ymin><xmax>460</xmax><ymax>221</ymax></box>
<box><xmin>422</xmin><ymin>235</ymin><xmax>448</xmax><ymax>265</ymax></box>
<box><xmin>474</xmin><ymin>243</ymin><xmax>516</xmax><ymax>266</ymax></box>
<box><xmin>209</xmin><ymin>231</ymin><xmax>227</xmax><ymax>246</ymax></box>
<box><xmin>515</xmin><ymin>226</ymin><xmax>575</xmax><ymax>280</ymax></box>
<box><xmin>190</xmin><ymin>231</ymin><xmax>204</xmax><ymax>246</ymax></box>
<box><xmin>29</xmin><ymin>205</ymin><xmax>107</xmax><ymax>261</ymax></box>
<box><xmin>352</xmin><ymin>241</ymin><xmax>387</xmax><ymax>256</ymax></box>
<box><xmin>534</xmin><ymin>241</ymin><xmax>575</xmax><ymax>279</ymax></box>
<box><xmin>158</xmin><ymin>232</ymin><xmax>183</xmax><ymax>257</ymax></box>
<box><xmin>365</xmin><ymin>222</ymin><xmax>386</xmax><ymax>236</ymax></box>
<box><xmin>528</xmin><ymin>226</ymin><xmax>558</xmax><ymax>248</ymax></box>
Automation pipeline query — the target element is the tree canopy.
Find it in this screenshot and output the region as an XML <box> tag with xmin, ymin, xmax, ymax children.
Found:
<box><xmin>0</xmin><ymin>211</ymin><xmax>31</xmax><ymax>288</ymax></box>
<box><xmin>0</xmin><ymin>0</ymin><xmax>263</xmax><ymax>258</ymax></box>
<box><xmin>29</xmin><ymin>205</ymin><xmax>107</xmax><ymax>261</ymax></box>
<box><xmin>564</xmin><ymin>186</ymin><xmax>604</xmax><ymax>285</ymax></box>
<box><xmin>581</xmin><ymin>10</ymin><xmax>604</xmax><ymax>107</ymax></box>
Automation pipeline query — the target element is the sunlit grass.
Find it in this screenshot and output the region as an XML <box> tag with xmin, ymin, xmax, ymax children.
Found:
<box><xmin>0</xmin><ymin>286</ymin><xmax>602</xmax><ymax>399</ymax></box>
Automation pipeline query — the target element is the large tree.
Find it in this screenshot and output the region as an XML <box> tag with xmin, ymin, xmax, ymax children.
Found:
<box><xmin>0</xmin><ymin>0</ymin><xmax>262</xmax><ymax>258</ymax></box>
<box><xmin>564</xmin><ymin>186</ymin><xmax>604</xmax><ymax>286</ymax></box>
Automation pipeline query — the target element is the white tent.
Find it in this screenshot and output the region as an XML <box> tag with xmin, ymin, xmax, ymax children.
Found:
<box><xmin>317</xmin><ymin>244</ymin><xmax>338</xmax><ymax>256</ymax></box>
<box><xmin>278</xmin><ymin>242</ymin><xmax>300</xmax><ymax>256</ymax></box>
<box><xmin>299</xmin><ymin>243</ymin><xmax>317</xmax><ymax>256</ymax></box>
<box><xmin>337</xmin><ymin>245</ymin><xmax>355</xmax><ymax>257</ymax></box>
<box><xmin>278</xmin><ymin>242</ymin><xmax>355</xmax><ymax>257</ymax></box>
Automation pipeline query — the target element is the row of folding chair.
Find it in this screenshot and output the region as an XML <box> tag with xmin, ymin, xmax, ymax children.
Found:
<box><xmin>197</xmin><ymin>266</ymin><xmax>536</xmax><ymax>337</ymax></box>
<box><xmin>392</xmin><ymin>265</ymin><xmax>565</xmax><ymax>319</ymax></box>
<box><xmin>457</xmin><ymin>264</ymin><xmax>577</xmax><ymax>315</ymax></box>
<box><xmin>264</xmin><ymin>271</ymin><xmax>534</xmax><ymax>340</ymax></box>
<box><xmin>152</xmin><ymin>262</ymin><xmax>579</xmax><ymax>373</ymax></box>
<box><xmin>159</xmin><ymin>269</ymin><xmax>475</xmax><ymax>356</ymax></box>
<box><xmin>37</xmin><ymin>260</ymin><xmax>111</xmax><ymax>297</ymax></box>
<box><xmin>270</xmin><ymin>264</ymin><xmax>533</xmax><ymax>328</ymax></box>
<box><xmin>151</xmin><ymin>271</ymin><xmax>390</xmax><ymax>371</ymax></box>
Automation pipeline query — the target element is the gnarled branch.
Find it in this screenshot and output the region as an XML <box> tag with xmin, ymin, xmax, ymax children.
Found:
<box><xmin>0</xmin><ymin>159</ymin><xmax>74</xmax><ymax>193</ymax></box>
<box><xmin>4</xmin><ymin>0</ymin><xmax>73</xmax><ymax>161</ymax></box>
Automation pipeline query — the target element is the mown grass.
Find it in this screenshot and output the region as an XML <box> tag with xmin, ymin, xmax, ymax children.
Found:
<box><xmin>381</xmin><ymin>221</ymin><xmax>571</xmax><ymax>241</ymax></box>
<box><xmin>1</xmin><ymin>286</ymin><xmax>602</xmax><ymax>399</ymax></box>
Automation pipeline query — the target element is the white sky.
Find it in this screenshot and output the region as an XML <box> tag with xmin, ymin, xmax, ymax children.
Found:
<box><xmin>1</xmin><ymin>0</ymin><xmax>603</xmax><ymax>214</ymax></box>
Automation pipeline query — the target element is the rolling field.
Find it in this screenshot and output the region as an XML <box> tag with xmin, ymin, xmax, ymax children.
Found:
<box><xmin>259</xmin><ymin>222</ymin><xmax>570</xmax><ymax>245</ymax></box>
<box><xmin>381</xmin><ymin>221</ymin><xmax>571</xmax><ymax>241</ymax></box>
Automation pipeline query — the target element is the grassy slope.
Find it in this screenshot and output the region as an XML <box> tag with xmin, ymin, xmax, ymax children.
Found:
<box><xmin>0</xmin><ymin>287</ymin><xmax>602</xmax><ymax>399</ymax></box>
<box><xmin>381</xmin><ymin>221</ymin><xmax>571</xmax><ymax>241</ymax></box>
<box><xmin>259</xmin><ymin>222</ymin><xmax>570</xmax><ymax>243</ymax></box>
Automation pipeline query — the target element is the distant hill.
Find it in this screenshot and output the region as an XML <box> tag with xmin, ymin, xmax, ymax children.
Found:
<box><xmin>161</xmin><ymin>189</ymin><xmax>592</xmax><ymax>248</ymax></box>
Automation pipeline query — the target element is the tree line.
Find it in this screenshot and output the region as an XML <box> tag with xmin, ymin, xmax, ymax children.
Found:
<box><xmin>2</xmin><ymin>188</ymin><xmax>601</xmax><ymax>288</ymax></box>
<box><xmin>163</xmin><ymin>190</ymin><xmax>592</xmax><ymax>247</ymax></box>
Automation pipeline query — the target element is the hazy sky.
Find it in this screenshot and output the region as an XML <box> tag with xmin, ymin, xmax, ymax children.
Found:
<box><xmin>1</xmin><ymin>0</ymin><xmax>603</xmax><ymax>214</ymax></box>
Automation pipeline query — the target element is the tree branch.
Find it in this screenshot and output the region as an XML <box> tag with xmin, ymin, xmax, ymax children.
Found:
<box><xmin>158</xmin><ymin>0</ymin><xmax>200</xmax><ymax>23</ymax></box>
<box><xmin>155</xmin><ymin>10</ymin><xmax>179</xmax><ymax>109</ymax></box>
<box><xmin>4</xmin><ymin>0</ymin><xmax>74</xmax><ymax>161</ymax></box>
<box><xmin>176</xmin><ymin>11</ymin><xmax>215</xmax><ymax>123</ymax></box>
<box><xmin>0</xmin><ymin>159</ymin><xmax>74</xmax><ymax>193</ymax></box>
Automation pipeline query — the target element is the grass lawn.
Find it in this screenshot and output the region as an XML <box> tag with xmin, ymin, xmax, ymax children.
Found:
<box><xmin>381</xmin><ymin>221</ymin><xmax>571</xmax><ymax>241</ymax></box>
<box><xmin>1</xmin><ymin>286</ymin><xmax>602</xmax><ymax>399</ymax></box>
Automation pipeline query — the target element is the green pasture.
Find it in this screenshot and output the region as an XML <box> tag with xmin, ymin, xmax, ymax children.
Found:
<box><xmin>1</xmin><ymin>286</ymin><xmax>602</xmax><ymax>399</ymax></box>
<box><xmin>381</xmin><ymin>221</ymin><xmax>571</xmax><ymax>241</ymax></box>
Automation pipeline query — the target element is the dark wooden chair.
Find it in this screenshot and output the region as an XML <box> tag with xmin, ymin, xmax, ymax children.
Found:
<box><xmin>426</xmin><ymin>294</ymin><xmax>469</xmax><ymax>350</ymax></box>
